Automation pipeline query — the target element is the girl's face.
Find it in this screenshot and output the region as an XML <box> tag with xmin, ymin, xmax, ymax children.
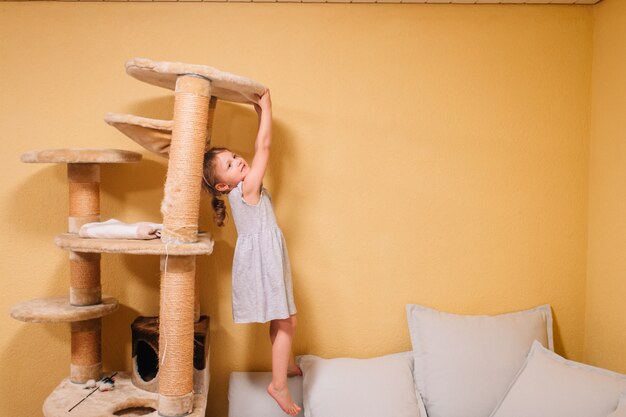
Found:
<box><xmin>214</xmin><ymin>151</ymin><xmax>249</xmax><ymax>192</ymax></box>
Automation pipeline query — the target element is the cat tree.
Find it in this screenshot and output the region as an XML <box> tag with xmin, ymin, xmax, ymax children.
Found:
<box><xmin>11</xmin><ymin>58</ymin><xmax>265</xmax><ymax>417</ymax></box>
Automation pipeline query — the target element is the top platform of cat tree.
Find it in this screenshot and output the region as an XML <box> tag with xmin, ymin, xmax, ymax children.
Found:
<box><xmin>126</xmin><ymin>58</ymin><xmax>266</xmax><ymax>104</ymax></box>
<box><xmin>21</xmin><ymin>148</ymin><xmax>142</xmax><ymax>164</ymax></box>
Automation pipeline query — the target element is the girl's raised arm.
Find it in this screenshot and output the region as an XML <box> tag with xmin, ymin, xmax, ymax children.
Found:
<box><xmin>242</xmin><ymin>90</ymin><xmax>272</xmax><ymax>204</ymax></box>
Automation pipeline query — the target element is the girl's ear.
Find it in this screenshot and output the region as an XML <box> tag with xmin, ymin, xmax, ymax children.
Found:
<box><xmin>215</xmin><ymin>183</ymin><xmax>230</xmax><ymax>193</ymax></box>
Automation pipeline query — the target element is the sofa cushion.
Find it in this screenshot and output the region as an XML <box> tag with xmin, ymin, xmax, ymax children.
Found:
<box><xmin>490</xmin><ymin>341</ymin><xmax>626</xmax><ymax>417</ymax></box>
<box><xmin>297</xmin><ymin>351</ymin><xmax>423</xmax><ymax>417</ymax></box>
<box><xmin>406</xmin><ymin>303</ymin><xmax>553</xmax><ymax>417</ymax></box>
<box><xmin>228</xmin><ymin>372</ymin><xmax>304</xmax><ymax>417</ymax></box>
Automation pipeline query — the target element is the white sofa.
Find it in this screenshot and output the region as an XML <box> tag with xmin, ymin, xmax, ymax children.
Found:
<box><xmin>228</xmin><ymin>304</ymin><xmax>626</xmax><ymax>417</ymax></box>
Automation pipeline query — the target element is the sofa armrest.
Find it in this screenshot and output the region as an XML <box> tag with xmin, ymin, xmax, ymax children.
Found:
<box><xmin>228</xmin><ymin>372</ymin><xmax>304</xmax><ymax>417</ymax></box>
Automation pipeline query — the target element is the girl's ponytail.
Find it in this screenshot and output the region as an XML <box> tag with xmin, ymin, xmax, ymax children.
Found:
<box><xmin>211</xmin><ymin>195</ymin><xmax>226</xmax><ymax>227</ymax></box>
<box><xmin>202</xmin><ymin>147</ymin><xmax>229</xmax><ymax>227</ymax></box>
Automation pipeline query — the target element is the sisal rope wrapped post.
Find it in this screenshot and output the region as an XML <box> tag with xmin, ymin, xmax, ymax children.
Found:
<box><xmin>68</xmin><ymin>163</ymin><xmax>100</xmax><ymax>233</ymax></box>
<box><xmin>158</xmin><ymin>74</ymin><xmax>211</xmax><ymax>416</ymax></box>
<box><xmin>160</xmin><ymin>75</ymin><xmax>212</xmax><ymax>244</ymax></box>
<box><xmin>194</xmin><ymin>275</ymin><xmax>201</xmax><ymax>324</ymax></box>
<box><xmin>67</xmin><ymin>163</ymin><xmax>103</xmax><ymax>383</ymax></box>
<box><xmin>69</xmin><ymin>252</ymin><xmax>102</xmax><ymax>306</ymax></box>
<box><xmin>67</xmin><ymin>163</ymin><xmax>102</xmax><ymax>305</ymax></box>
<box><xmin>191</xmin><ymin>95</ymin><xmax>216</xmax><ymax>325</ymax></box>
<box><xmin>70</xmin><ymin>319</ymin><xmax>102</xmax><ymax>383</ymax></box>
<box><xmin>158</xmin><ymin>255</ymin><xmax>196</xmax><ymax>416</ymax></box>
<box><xmin>158</xmin><ymin>213</ymin><xmax>207</xmax><ymax>325</ymax></box>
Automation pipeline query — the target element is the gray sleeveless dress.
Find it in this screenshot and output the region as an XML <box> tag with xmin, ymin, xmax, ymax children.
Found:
<box><xmin>227</xmin><ymin>181</ymin><xmax>297</xmax><ymax>323</ymax></box>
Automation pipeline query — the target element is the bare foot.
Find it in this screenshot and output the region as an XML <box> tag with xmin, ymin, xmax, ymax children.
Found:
<box><xmin>267</xmin><ymin>383</ymin><xmax>302</xmax><ymax>416</ymax></box>
<box><xmin>287</xmin><ymin>364</ymin><xmax>303</xmax><ymax>377</ymax></box>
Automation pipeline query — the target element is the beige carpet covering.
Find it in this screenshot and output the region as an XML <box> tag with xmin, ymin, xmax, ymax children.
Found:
<box><xmin>126</xmin><ymin>58</ymin><xmax>266</xmax><ymax>103</ymax></box>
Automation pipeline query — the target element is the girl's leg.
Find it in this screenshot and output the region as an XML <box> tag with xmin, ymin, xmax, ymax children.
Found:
<box><xmin>270</xmin><ymin>316</ymin><xmax>302</xmax><ymax>376</ymax></box>
<box><xmin>267</xmin><ymin>315</ymin><xmax>301</xmax><ymax>416</ymax></box>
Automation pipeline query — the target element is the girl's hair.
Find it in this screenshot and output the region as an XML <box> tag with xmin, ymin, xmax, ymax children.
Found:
<box><xmin>202</xmin><ymin>147</ymin><xmax>229</xmax><ymax>227</ymax></box>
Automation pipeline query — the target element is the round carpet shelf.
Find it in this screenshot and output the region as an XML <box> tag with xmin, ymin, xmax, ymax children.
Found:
<box><xmin>21</xmin><ymin>148</ymin><xmax>142</xmax><ymax>164</ymax></box>
<box><xmin>10</xmin><ymin>296</ymin><xmax>118</xmax><ymax>323</ymax></box>
<box><xmin>125</xmin><ymin>58</ymin><xmax>266</xmax><ymax>104</ymax></box>
<box><xmin>105</xmin><ymin>113</ymin><xmax>173</xmax><ymax>132</ymax></box>
<box><xmin>54</xmin><ymin>233</ymin><xmax>215</xmax><ymax>256</ymax></box>
<box><xmin>105</xmin><ymin>113</ymin><xmax>175</xmax><ymax>158</ymax></box>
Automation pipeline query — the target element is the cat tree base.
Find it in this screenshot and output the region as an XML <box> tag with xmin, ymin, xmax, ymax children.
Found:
<box><xmin>43</xmin><ymin>369</ymin><xmax>209</xmax><ymax>417</ymax></box>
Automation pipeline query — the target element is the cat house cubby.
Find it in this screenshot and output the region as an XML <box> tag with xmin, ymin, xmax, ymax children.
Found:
<box><xmin>11</xmin><ymin>58</ymin><xmax>265</xmax><ymax>417</ymax></box>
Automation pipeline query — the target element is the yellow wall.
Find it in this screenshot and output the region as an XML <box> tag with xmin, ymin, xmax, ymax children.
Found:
<box><xmin>585</xmin><ymin>0</ymin><xmax>626</xmax><ymax>373</ymax></box>
<box><xmin>0</xmin><ymin>3</ymin><xmax>593</xmax><ymax>417</ymax></box>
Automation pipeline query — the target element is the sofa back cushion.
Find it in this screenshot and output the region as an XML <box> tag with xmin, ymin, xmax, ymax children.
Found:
<box><xmin>297</xmin><ymin>352</ymin><xmax>423</xmax><ymax>417</ymax></box>
<box><xmin>490</xmin><ymin>341</ymin><xmax>626</xmax><ymax>417</ymax></box>
<box><xmin>406</xmin><ymin>304</ymin><xmax>553</xmax><ymax>417</ymax></box>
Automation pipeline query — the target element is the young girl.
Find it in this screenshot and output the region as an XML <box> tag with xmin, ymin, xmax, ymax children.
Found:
<box><xmin>202</xmin><ymin>90</ymin><xmax>302</xmax><ymax>416</ymax></box>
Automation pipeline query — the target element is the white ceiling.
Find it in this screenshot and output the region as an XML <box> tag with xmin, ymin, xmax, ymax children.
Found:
<box><xmin>400</xmin><ymin>0</ymin><xmax>600</xmax><ymax>3</ymax></box>
<box><xmin>2</xmin><ymin>0</ymin><xmax>602</xmax><ymax>3</ymax></box>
